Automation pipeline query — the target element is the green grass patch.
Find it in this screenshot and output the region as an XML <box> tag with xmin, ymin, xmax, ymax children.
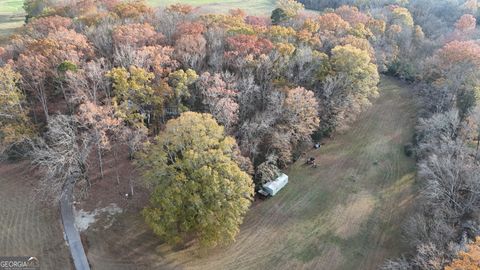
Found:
<box><xmin>0</xmin><ymin>0</ymin><xmax>24</xmax><ymax>44</ymax></box>
<box><xmin>0</xmin><ymin>0</ymin><xmax>24</xmax><ymax>13</ymax></box>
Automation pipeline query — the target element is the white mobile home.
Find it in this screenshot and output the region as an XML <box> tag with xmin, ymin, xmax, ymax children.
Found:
<box><xmin>262</xmin><ymin>173</ymin><xmax>288</xmax><ymax>196</ymax></box>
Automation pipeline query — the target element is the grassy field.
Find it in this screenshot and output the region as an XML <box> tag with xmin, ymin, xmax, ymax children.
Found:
<box><xmin>0</xmin><ymin>0</ymin><xmax>23</xmax><ymax>13</ymax></box>
<box><xmin>0</xmin><ymin>162</ymin><xmax>72</xmax><ymax>269</ymax></box>
<box><xmin>147</xmin><ymin>0</ymin><xmax>276</xmax><ymax>14</ymax></box>
<box><xmin>84</xmin><ymin>76</ymin><xmax>418</xmax><ymax>270</ymax></box>
<box><xmin>0</xmin><ymin>0</ymin><xmax>24</xmax><ymax>44</ymax></box>
<box><xmin>0</xmin><ymin>0</ymin><xmax>277</xmax><ymax>14</ymax></box>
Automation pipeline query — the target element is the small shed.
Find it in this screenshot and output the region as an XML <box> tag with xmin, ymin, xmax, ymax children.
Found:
<box><xmin>262</xmin><ymin>173</ymin><xmax>288</xmax><ymax>196</ymax></box>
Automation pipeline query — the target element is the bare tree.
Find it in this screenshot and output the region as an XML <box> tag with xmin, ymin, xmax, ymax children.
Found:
<box><xmin>121</xmin><ymin>125</ymin><xmax>148</xmax><ymax>160</ymax></box>
<box><xmin>205</xmin><ymin>26</ymin><xmax>226</xmax><ymax>71</ymax></box>
<box><xmin>77</xmin><ymin>102</ymin><xmax>120</xmax><ymax>179</ymax></box>
<box><xmin>113</xmin><ymin>45</ymin><xmax>138</xmax><ymax>69</ymax></box>
<box><xmin>85</xmin><ymin>18</ymin><xmax>116</xmax><ymax>59</ymax></box>
<box><xmin>416</xmin><ymin>109</ymin><xmax>460</xmax><ymax>158</ymax></box>
<box><xmin>419</xmin><ymin>141</ymin><xmax>480</xmax><ymax>220</ymax></box>
<box><xmin>29</xmin><ymin>115</ymin><xmax>91</xmax><ymax>203</ymax></box>
<box><xmin>381</xmin><ymin>257</ymin><xmax>412</xmax><ymax>270</ymax></box>
<box><xmin>471</xmin><ymin>106</ymin><xmax>480</xmax><ymax>159</ymax></box>
<box><xmin>154</xmin><ymin>7</ymin><xmax>193</xmax><ymax>44</ymax></box>
<box><xmin>411</xmin><ymin>243</ymin><xmax>446</xmax><ymax>270</ymax></box>
<box><xmin>399</xmin><ymin>110</ymin><xmax>480</xmax><ymax>269</ymax></box>
<box><xmin>67</xmin><ymin>58</ymin><xmax>112</xmax><ymax>104</ymax></box>
<box><xmin>237</xmin><ymin>74</ymin><xmax>262</xmax><ymax>123</ymax></box>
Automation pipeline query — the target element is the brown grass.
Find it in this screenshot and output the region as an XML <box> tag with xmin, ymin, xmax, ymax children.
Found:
<box><xmin>0</xmin><ymin>161</ymin><xmax>72</xmax><ymax>269</ymax></box>
<box><xmin>0</xmin><ymin>13</ymin><xmax>23</xmax><ymax>46</ymax></box>
<box><xmin>332</xmin><ymin>191</ymin><xmax>376</xmax><ymax>239</ymax></box>
<box><xmin>84</xmin><ymin>76</ymin><xmax>418</xmax><ymax>270</ymax></box>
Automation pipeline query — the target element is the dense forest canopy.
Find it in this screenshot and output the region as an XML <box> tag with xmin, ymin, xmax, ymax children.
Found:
<box><xmin>1</xmin><ymin>0</ymin><xmax>480</xmax><ymax>268</ymax></box>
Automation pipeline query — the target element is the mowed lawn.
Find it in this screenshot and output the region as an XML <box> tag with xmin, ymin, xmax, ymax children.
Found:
<box><xmin>0</xmin><ymin>0</ymin><xmax>24</xmax><ymax>44</ymax></box>
<box><xmin>85</xmin><ymin>76</ymin><xmax>418</xmax><ymax>270</ymax></box>
<box><xmin>0</xmin><ymin>0</ymin><xmax>23</xmax><ymax>13</ymax></box>
<box><xmin>0</xmin><ymin>162</ymin><xmax>72</xmax><ymax>269</ymax></box>
<box><xmin>147</xmin><ymin>0</ymin><xmax>277</xmax><ymax>14</ymax></box>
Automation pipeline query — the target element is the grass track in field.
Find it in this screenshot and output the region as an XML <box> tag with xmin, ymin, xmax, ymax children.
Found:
<box><xmin>85</xmin><ymin>76</ymin><xmax>419</xmax><ymax>270</ymax></box>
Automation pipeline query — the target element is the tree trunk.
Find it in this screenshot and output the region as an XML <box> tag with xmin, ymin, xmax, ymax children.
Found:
<box><xmin>59</xmin><ymin>82</ymin><xmax>72</xmax><ymax>114</ymax></box>
<box><xmin>113</xmin><ymin>144</ymin><xmax>120</xmax><ymax>185</ymax></box>
<box><xmin>37</xmin><ymin>85</ymin><xmax>49</xmax><ymax>122</ymax></box>
<box><xmin>32</xmin><ymin>103</ymin><xmax>38</xmax><ymax>125</ymax></box>
<box><xmin>130</xmin><ymin>177</ymin><xmax>134</xmax><ymax>196</ymax></box>
<box><xmin>476</xmin><ymin>135</ymin><xmax>480</xmax><ymax>160</ymax></box>
<box><xmin>80</xmin><ymin>163</ymin><xmax>91</xmax><ymax>188</ymax></box>
<box><xmin>128</xmin><ymin>144</ymin><xmax>134</xmax><ymax>160</ymax></box>
<box><xmin>41</xmin><ymin>97</ymin><xmax>49</xmax><ymax>122</ymax></box>
<box><xmin>97</xmin><ymin>139</ymin><xmax>104</xmax><ymax>179</ymax></box>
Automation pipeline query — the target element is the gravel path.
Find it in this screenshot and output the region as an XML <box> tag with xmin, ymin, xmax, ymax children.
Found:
<box><xmin>60</xmin><ymin>178</ymin><xmax>91</xmax><ymax>270</ymax></box>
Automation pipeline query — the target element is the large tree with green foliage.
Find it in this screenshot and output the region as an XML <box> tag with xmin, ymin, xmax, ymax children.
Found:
<box><xmin>138</xmin><ymin>112</ymin><xmax>254</xmax><ymax>247</ymax></box>
<box><xmin>330</xmin><ymin>44</ymin><xmax>379</xmax><ymax>103</ymax></box>
<box><xmin>318</xmin><ymin>44</ymin><xmax>379</xmax><ymax>134</ymax></box>
<box><xmin>167</xmin><ymin>69</ymin><xmax>198</xmax><ymax>112</ymax></box>
<box><xmin>0</xmin><ymin>65</ymin><xmax>33</xmax><ymax>154</ymax></box>
<box><xmin>271</xmin><ymin>8</ymin><xmax>289</xmax><ymax>25</ymax></box>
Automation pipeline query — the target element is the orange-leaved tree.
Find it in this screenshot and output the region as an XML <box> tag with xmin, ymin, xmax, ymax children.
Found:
<box><xmin>445</xmin><ymin>237</ymin><xmax>480</xmax><ymax>270</ymax></box>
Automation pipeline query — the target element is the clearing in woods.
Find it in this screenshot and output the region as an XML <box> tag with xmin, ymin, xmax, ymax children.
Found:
<box><xmin>85</xmin><ymin>76</ymin><xmax>419</xmax><ymax>270</ymax></box>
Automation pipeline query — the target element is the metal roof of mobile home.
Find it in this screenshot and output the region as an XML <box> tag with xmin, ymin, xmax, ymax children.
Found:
<box><xmin>262</xmin><ymin>173</ymin><xmax>288</xmax><ymax>196</ymax></box>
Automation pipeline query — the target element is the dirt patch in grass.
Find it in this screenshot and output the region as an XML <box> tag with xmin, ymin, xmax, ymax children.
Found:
<box><xmin>74</xmin><ymin>203</ymin><xmax>123</xmax><ymax>232</ymax></box>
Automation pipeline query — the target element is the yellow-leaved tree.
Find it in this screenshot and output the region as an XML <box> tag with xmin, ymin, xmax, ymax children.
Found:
<box><xmin>277</xmin><ymin>0</ymin><xmax>304</xmax><ymax>18</ymax></box>
<box><xmin>137</xmin><ymin>112</ymin><xmax>254</xmax><ymax>247</ymax></box>
<box><xmin>0</xmin><ymin>65</ymin><xmax>33</xmax><ymax>153</ymax></box>
<box><xmin>323</xmin><ymin>44</ymin><xmax>379</xmax><ymax>132</ymax></box>
<box><xmin>330</xmin><ymin>44</ymin><xmax>379</xmax><ymax>105</ymax></box>
<box><xmin>107</xmin><ymin>66</ymin><xmax>169</xmax><ymax>129</ymax></box>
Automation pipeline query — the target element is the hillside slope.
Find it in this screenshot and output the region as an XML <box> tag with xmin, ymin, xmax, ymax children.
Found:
<box><xmin>85</xmin><ymin>76</ymin><xmax>418</xmax><ymax>270</ymax></box>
